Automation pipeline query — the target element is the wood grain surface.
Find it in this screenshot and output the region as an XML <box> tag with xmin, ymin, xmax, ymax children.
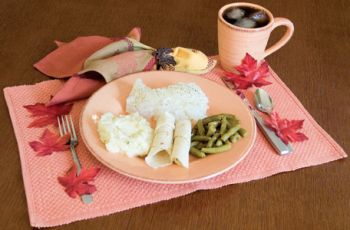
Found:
<box><xmin>0</xmin><ymin>0</ymin><xmax>349</xmax><ymax>229</ymax></box>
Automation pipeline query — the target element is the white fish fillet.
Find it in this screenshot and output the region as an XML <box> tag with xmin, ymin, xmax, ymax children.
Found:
<box><xmin>145</xmin><ymin>112</ymin><xmax>175</xmax><ymax>169</ymax></box>
<box><xmin>172</xmin><ymin>119</ymin><xmax>191</xmax><ymax>168</ymax></box>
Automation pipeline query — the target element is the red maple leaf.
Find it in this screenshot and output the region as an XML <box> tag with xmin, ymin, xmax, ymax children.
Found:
<box><xmin>23</xmin><ymin>102</ymin><xmax>73</xmax><ymax>128</ymax></box>
<box><xmin>29</xmin><ymin>129</ymin><xmax>70</xmax><ymax>156</ymax></box>
<box><xmin>264</xmin><ymin>112</ymin><xmax>309</xmax><ymax>144</ymax></box>
<box><xmin>235</xmin><ymin>52</ymin><xmax>258</xmax><ymax>76</ymax></box>
<box><xmin>58</xmin><ymin>165</ymin><xmax>101</xmax><ymax>198</ymax></box>
<box><xmin>225</xmin><ymin>53</ymin><xmax>272</xmax><ymax>90</ymax></box>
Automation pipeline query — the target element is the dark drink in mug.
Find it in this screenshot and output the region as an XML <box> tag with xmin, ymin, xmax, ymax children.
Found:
<box><xmin>223</xmin><ymin>6</ymin><xmax>270</xmax><ymax>28</ymax></box>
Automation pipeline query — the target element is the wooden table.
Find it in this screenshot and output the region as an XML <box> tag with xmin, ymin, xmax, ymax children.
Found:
<box><xmin>1</xmin><ymin>0</ymin><xmax>349</xmax><ymax>229</ymax></box>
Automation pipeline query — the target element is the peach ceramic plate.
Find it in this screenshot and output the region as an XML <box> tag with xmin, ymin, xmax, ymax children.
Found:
<box><xmin>80</xmin><ymin>71</ymin><xmax>256</xmax><ymax>184</ymax></box>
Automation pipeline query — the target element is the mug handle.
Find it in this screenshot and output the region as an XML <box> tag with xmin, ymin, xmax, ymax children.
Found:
<box><xmin>263</xmin><ymin>17</ymin><xmax>294</xmax><ymax>58</ymax></box>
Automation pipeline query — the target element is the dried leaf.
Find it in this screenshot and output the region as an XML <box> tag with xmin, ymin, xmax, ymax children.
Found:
<box><xmin>23</xmin><ymin>102</ymin><xmax>73</xmax><ymax>128</ymax></box>
<box><xmin>264</xmin><ymin>112</ymin><xmax>309</xmax><ymax>144</ymax></box>
<box><xmin>58</xmin><ymin>165</ymin><xmax>100</xmax><ymax>198</ymax></box>
<box><xmin>29</xmin><ymin>129</ymin><xmax>70</xmax><ymax>156</ymax></box>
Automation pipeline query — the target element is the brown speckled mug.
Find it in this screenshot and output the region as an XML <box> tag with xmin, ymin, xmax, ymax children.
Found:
<box><xmin>218</xmin><ymin>2</ymin><xmax>294</xmax><ymax>71</ymax></box>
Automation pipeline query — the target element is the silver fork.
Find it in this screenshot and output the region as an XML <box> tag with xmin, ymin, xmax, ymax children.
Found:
<box><xmin>57</xmin><ymin>115</ymin><xmax>93</xmax><ymax>204</ymax></box>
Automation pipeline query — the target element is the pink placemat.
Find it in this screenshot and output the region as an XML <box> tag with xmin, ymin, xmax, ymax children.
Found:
<box><xmin>4</xmin><ymin>61</ymin><xmax>347</xmax><ymax>227</ymax></box>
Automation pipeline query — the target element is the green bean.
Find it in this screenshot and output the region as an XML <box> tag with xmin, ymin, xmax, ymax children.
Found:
<box><xmin>202</xmin><ymin>115</ymin><xmax>223</xmax><ymax>125</ymax></box>
<box><xmin>218</xmin><ymin>113</ymin><xmax>236</xmax><ymax>119</ymax></box>
<box><xmin>207</xmin><ymin>133</ymin><xmax>220</xmax><ymax>148</ymax></box>
<box><xmin>221</xmin><ymin>125</ymin><xmax>240</xmax><ymax>142</ymax></box>
<box><xmin>209</xmin><ymin>121</ymin><xmax>220</xmax><ymax>127</ymax></box>
<box><xmin>229</xmin><ymin>133</ymin><xmax>241</xmax><ymax>143</ymax></box>
<box><xmin>201</xmin><ymin>143</ymin><xmax>232</xmax><ymax>154</ymax></box>
<box><xmin>202</xmin><ymin>114</ymin><xmax>238</xmax><ymax>125</ymax></box>
<box><xmin>197</xmin><ymin>119</ymin><xmax>205</xmax><ymax>136</ymax></box>
<box><xmin>225</xmin><ymin>118</ymin><xmax>239</xmax><ymax>129</ymax></box>
<box><xmin>196</xmin><ymin>142</ymin><xmax>205</xmax><ymax>149</ymax></box>
<box><xmin>238</xmin><ymin>128</ymin><xmax>247</xmax><ymax>137</ymax></box>
<box><xmin>207</xmin><ymin>138</ymin><xmax>215</xmax><ymax>148</ymax></box>
<box><xmin>190</xmin><ymin>147</ymin><xmax>206</xmax><ymax>158</ymax></box>
<box><xmin>206</xmin><ymin>125</ymin><xmax>216</xmax><ymax>137</ymax></box>
<box><xmin>219</xmin><ymin>116</ymin><xmax>228</xmax><ymax>135</ymax></box>
<box><xmin>192</xmin><ymin>126</ymin><xmax>197</xmax><ymax>136</ymax></box>
<box><xmin>191</xmin><ymin>114</ymin><xmax>245</xmax><ymax>156</ymax></box>
<box><xmin>228</xmin><ymin>118</ymin><xmax>239</xmax><ymax>127</ymax></box>
<box><xmin>192</xmin><ymin>136</ymin><xmax>211</xmax><ymax>142</ymax></box>
<box><xmin>215</xmin><ymin>139</ymin><xmax>223</xmax><ymax>146</ymax></box>
<box><xmin>218</xmin><ymin>114</ymin><xmax>237</xmax><ymax>123</ymax></box>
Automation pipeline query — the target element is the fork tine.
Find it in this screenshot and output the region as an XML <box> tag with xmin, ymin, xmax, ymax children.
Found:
<box><xmin>61</xmin><ymin>116</ymin><xmax>67</xmax><ymax>134</ymax></box>
<box><xmin>69</xmin><ymin>115</ymin><xmax>77</xmax><ymax>140</ymax></box>
<box><xmin>65</xmin><ymin>115</ymin><xmax>72</xmax><ymax>134</ymax></box>
<box><xmin>57</xmin><ymin>116</ymin><xmax>63</xmax><ymax>137</ymax></box>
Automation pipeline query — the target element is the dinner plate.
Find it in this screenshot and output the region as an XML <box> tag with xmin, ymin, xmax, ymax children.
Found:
<box><xmin>80</xmin><ymin>71</ymin><xmax>256</xmax><ymax>184</ymax></box>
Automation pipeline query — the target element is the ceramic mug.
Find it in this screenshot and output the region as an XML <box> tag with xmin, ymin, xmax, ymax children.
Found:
<box><xmin>218</xmin><ymin>2</ymin><xmax>294</xmax><ymax>71</ymax></box>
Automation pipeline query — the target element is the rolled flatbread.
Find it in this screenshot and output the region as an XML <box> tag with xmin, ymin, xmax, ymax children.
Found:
<box><xmin>172</xmin><ymin>119</ymin><xmax>191</xmax><ymax>168</ymax></box>
<box><xmin>145</xmin><ymin>112</ymin><xmax>175</xmax><ymax>169</ymax></box>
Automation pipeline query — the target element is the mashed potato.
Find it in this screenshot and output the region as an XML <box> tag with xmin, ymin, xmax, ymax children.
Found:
<box><xmin>97</xmin><ymin>112</ymin><xmax>153</xmax><ymax>157</ymax></box>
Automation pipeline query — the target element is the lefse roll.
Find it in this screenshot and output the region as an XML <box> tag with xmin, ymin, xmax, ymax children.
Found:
<box><xmin>145</xmin><ymin>112</ymin><xmax>175</xmax><ymax>168</ymax></box>
<box><xmin>172</xmin><ymin>119</ymin><xmax>192</xmax><ymax>168</ymax></box>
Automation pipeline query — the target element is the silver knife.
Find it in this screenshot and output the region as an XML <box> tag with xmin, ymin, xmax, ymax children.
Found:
<box><xmin>222</xmin><ymin>78</ymin><xmax>293</xmax><ymax>155</ymax></box>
